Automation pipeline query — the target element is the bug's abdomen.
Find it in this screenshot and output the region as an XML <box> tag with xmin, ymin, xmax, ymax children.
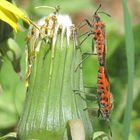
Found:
<box><xmin>97</xmin><ymin>66</ymin><xmax>112</xmax><ymax>119</ymax></box>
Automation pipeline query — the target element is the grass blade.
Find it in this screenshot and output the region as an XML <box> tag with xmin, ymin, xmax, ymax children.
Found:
<box><xmin>121</xmin><ymin>0</ymin><xmax>135</xmax><ymax>140</ymax></box>
<box><xmin>0</xmin><ymin>132</ymin><xmax>16</xmax><ymax>140</ymax></box>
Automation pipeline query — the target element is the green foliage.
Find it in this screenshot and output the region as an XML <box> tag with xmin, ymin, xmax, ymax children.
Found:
<box><xmin>0</xmin><ymin>57</ymin><xmax>25</xmax><ymax>129</ymax></box>
<box><xmin>31</xmin><ymin>0</ymin><xmax>92</xmax><ymax>15</ymax></box>
<box><xmin>122</xmin><ymin>0</ymin><xmax>135</xmax><ymax>140</ymax></box>
<box><xmin>0</xmin><ymin>132</ymin><xmax>16</xmax><ymax>140</ymax></box>
<box><xmin>17</xmin><ymin>15</ymin><xmax>93</xmax><ymax>140</ymax></box>
<box><xmin>0</xmin><ymin>29</ymin><xmax>26</xmax><ymax>137</ymax></box>
<box><xmin>0</xmin><ymin>0</ymin><xmax>140</xmax><ymax>140</ymax></box>
<box><xmin>0</xmin><ymin>0</ymin><xmax>31</xmax><ymax>31</ymax></box>
<box><xmin>93</xmin><ymin>131</ymin><xmax>108</xmax><ymax>140</ymax></box>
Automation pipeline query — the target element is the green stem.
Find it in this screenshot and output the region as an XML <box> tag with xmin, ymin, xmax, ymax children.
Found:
<box><xmin>122</xmin><ymin>1</ymin><xmax>135</xmax><ymax>140</ymax></box>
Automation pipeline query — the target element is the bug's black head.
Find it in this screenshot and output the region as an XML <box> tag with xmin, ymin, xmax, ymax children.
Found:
<box><xmin>93</xmin><ymin>14</ymin><xmax>101</xmax><ymax>23</ymax></box>
<box><xmin>53</xmin><ymin>5</ymin><xmax>60</xmax><ymax>14</ymax></box>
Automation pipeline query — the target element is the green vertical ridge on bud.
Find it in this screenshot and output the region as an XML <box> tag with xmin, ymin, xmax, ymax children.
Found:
<box><xmin>17</xmin><ymin>14</ymin><xmax>93</xmax><ymax>140</ymax></box>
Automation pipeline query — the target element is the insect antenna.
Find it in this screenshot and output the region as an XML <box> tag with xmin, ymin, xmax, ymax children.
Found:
<box><xmin>94</xmin><ymin>4</ymin><xmax>102</xmax><ymax>15</ymax></box>
<box><xmin>98</xmin><ymin>11</ymin><xmax>111</xmax><ymax>17</ymax></box>
<box><xmin>94</xmin><ymin>4</ymin><xmax>111</xmax><ymax>18</ymax></box>
<box><xmin>35</xmin><ymin>5</ymin><xmax>60</xmax><ymax>14</ymax></box>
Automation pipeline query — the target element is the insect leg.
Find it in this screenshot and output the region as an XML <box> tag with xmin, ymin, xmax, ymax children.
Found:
<box><xmin>73</xmin><ymin>90</ymin><xmax>87</xmax><ymax>101</ymax></box>
<box><xmin>75</xmin><ymin>52</ymin><xmax>97</xmax><ymax>72</ymax></box>
<box><xmin>78</xmin><ymin>31</ymin><xmax>90</xmax><ymax>38</ymax></box>
<box><xmin>84</xmin><ymin>19</ymin><xmax>92</xmax><ymax>27</ymax></box>
<box><xmin>77</xmin><ymin>19</ymin><xmax>92</xmax><ymax>30</ymax></box>
<box><xmin>73</xmin><ymin>89</ymin><xmax>97</xmax><ymax>99</ymax></box>
<box><xmin>79</xmin><ymin>32</ymin><xmax>93</xmax><ymax>46</ymax></box>
<box><xmin>75</xmin><ymin>55</ymin><xmax>90</xmax><ymax>72</ymax></box>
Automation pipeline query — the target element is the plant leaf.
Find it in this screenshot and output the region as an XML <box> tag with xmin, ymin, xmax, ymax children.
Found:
<box><xmin>0</xmin><ymin>9</ymin><xmax>18</xmax><ymax>31</ymax></box>
<box><xmin>121</xmin><ymin>0</ymin><xmax>135</xmax><ymax>140</ymax></box>
<box><xmin>68</xmin><ymin>119</ymin><xmax>85</xmax><ymax>140</ymax></box>
<box><xmin>0</xmin><ymin>0</ymin><xmax>30</xmax><ymax>31</ymax></box>
<box><xmin>93</xmin><ymin>131</ymin><xmax>108</xmax><ymax>139</ymax></box>
<box><xmin>0</xmin><ymin>132</ymin><xmax>17</xmax><ymax>140</ymax></box>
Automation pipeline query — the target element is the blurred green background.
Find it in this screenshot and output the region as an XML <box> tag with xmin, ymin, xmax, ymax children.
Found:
<box><xmin>0</xmin><ymin>0</ymin><xmax>140</xmax><ymax>139</ymax></box>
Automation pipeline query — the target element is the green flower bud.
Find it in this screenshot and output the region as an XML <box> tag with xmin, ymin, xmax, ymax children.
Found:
<box><xmin>17</xmin><ymin>13</ymin><xmax>93</xmax><ymax>140</ymax></box>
